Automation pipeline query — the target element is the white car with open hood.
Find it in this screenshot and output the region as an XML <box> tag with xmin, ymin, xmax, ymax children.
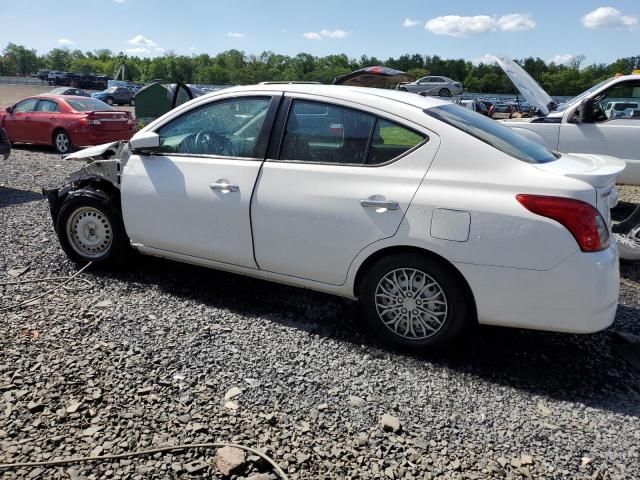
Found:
<box><xmin>45</xmin><ymin>84</ymin><xmax>623</xmax><ymax>349</ymax></box>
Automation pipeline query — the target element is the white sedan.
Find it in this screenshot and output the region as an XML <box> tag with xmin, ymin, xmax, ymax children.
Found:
<box><xmin>45</xmin><ymin>84</ymin><xmax>623</xmax><ymax>349</ymax></box>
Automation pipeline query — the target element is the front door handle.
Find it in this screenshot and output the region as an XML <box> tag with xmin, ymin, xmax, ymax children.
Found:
<box><xmin>360</xmin><ymin>199</ymin><xmax>400</xmax><ymax>210</ymax></box>
<box><xmin>210</xmin><ymin>182</ymin><xmax>239</xmax><ymax>193</ymax></box>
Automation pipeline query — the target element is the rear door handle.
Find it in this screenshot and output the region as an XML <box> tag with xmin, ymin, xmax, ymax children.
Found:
<box><xmin>360</xmin><ymin>199</ymin><xmax>400</xmax><ymax>210</ymax></box>
<box><xmin>210</xmin><ymin>182</ymin><xmax>239</xmax><ymax>192</ymax></box>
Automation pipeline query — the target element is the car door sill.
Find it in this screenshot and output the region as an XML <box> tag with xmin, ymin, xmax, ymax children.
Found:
<box><xmin>133</xmin><ymin>244</ymin><xmax>357</xmax><ymax>300</ymax></box>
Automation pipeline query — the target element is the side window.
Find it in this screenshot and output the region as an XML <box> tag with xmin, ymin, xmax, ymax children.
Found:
<box><xmin>157</xmin><ymin>97</ymin><xmax>271</xmax><ymax>157</ymax></box>
<box><xmin>13</xmin><ymin>98</ymin><xmax>38</xmax><ymax>113</ymax></box>
<box><xmin>432</xmin><ymin>77</ymin><xmax>445</xmax><ymax>83</ymax></box>
<box><xmin>418</xmin><ymin>77</ymin><xmax>430</xmax><ymax>84</ymax></box>
<box><xmin>367</xmin><ymin>119</ymin><xmax>426</xmax><ymax>165</ymax></box>
<box><xmin>36</xmin><ymin>100</ymin><xmax>59</xmax><ymax>113</ymax></box>
<box><xmin>596</xmin><ymin>81</ymin><xmax>640</xmax><ymax>121</ymax></box>
<box><xmin>279</xmin><ymin>100</ymin><xmax>374</xmax><ymax>165</ymax></box>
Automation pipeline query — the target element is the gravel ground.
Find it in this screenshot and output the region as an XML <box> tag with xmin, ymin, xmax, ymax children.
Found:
<box><xmin>1</xmin><ymin>147</ymin><xmax>640</xmax><ymax>480</ymax></box>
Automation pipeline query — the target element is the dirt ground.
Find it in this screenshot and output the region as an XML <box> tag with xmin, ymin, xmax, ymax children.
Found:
<box><xmin>0</xmin><ymin>84</ymin><xmax>134</xmax><ymax>113</ymax></box>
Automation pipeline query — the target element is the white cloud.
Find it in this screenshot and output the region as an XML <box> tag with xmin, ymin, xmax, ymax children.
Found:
<box><xmin>319</xmin><ymin>29</ymin><xmax>348</xmax><ymax>38</ymax></box>
<box><xmin>582</xmin><ymin>6</ymin><xmax>637</xmax><ymax>29</ymax></box>
<box><xmin>57</xmin><ymin>38</ymin><xmax>74</xmax><ymax>45</ymax></box>
<box><xmin>425</xmin><ymin>13</ymin><xmax>535</xmax><ymax>37</ymax></box>
<box><xmin>114</xmin><ymin>0</ymin><xmax>126</xmax><ymax>3</ymax></box>
<box><xmin>498</xmin><ymin>13</ymin><xmax>535</xmax><ymax>32</ymax></box>
<box><xmin>127</xmin><ymin>34</ymin><xmax>156</xmax><ymax>47</ymax></box>
<box><xmin>303</xmin><ymin>29</ymin><xmax>349</xmax><ymax>40</ymax></box>
<box><xmin>125</xmin><ymin>47</ymin><xmax>150</xmax><ymax>55</ymax></box>
<box><xmin>189</xmin><ymin>46</ymin><xmax>196</xmax><ymax>51</ymax></box>
<box><xmin>549</xmin><ymin>54</ymin><xmax>576</xmax><ymax>65</ymax></box>
<box><xmin>472</xmin><ymin>54</ymin><xmax>497</xmax><ymax>66</ymax></box>
<box><xmin>425</xmin><ymin>15</ymin><xmax>496</xmax><ymax>37</ymax></box>
<box><xmin>303</xmin><ymin>32</ymin><xmax>323</xmax><ymax>40</ymax></box>
<box><xmin>227</xmin><ymin>32</ymin><xmax>245</xmax><ymax>38</ymax></box>
<box><xmin>403</xmin><ymin>18</ymin><xmax>420</xmax><ymax>28</ymax></box>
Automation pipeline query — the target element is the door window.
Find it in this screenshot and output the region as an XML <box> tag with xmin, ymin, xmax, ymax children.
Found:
<box><xmin>594</xmin><ymin>81</ymin><xmax>640</xmax><ymax>121</ymax></box>
<box><xmin>35</xmin><ymin>100</ymin><xmax>59</xmax><ymax>112</ymax></box>
<box><xmin>279</xmin><ymin>100</ymin><xmax>374</xmax><ymax>165</ymax></box>
<box><xmin>367</xmin><ymin>119</ymin><xmax>426</xmax><ymax>165</ymax></box>
<box><xmin>157</xmin><ymin>97</ymin><xmax>272</xmax><ymax>157</ymax></box>
<box><xmin>13</xmin><ymin>98</ymin><xmax>38</xmax><ymax>113</ymax></box>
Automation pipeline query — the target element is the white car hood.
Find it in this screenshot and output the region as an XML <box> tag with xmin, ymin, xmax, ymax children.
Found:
<box><xmin>64</xmin><ymin>142</ymin><xmax>122</xmax><ymax>162</ymax></box>
<box><xmin>493</xmin><ymin>56</ymin><xmax>555</xmax><ymax>115</ymax></box>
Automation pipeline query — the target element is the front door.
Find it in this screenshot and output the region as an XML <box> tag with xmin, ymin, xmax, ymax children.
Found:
<box><xmin>252</xmin><ymin>97</ymin><xmax>439</xmax><ymax>285</ymax></box>
<box><xmin>122</xmin><ymin>94</ymin><xmax>280</xmax><ymax>267</ymax></box>
<box><xmin>3</xmin><ymin>98</ymin><xmax>39</xmax><ymax>141</ymax></box>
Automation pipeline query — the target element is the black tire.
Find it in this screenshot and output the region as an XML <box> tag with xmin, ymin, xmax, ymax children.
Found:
<box><xmin>360</xmin><ymin>253</ymin><xmax>468</xmax><ymax>349</ymax></box>
<box><xmin>439</xmin><ymin>88</ymin><xmax>451</xmax><ymax>97</ymax></box>
<box><xmin>129</xmin><ymin>98</ymin><xmax>135</xmax><ymax>106</ymax></box>
<box><xmin>53</xmin><ymin>129</ymin><xmax>72</xmax><ymax>154</ymax></box>
<box><xmin>105</xmin><ymin>97</ymin><xmax>114</xmax><ymax>106</ymax></box>
<box><xmin>55</xmin><ymin>191</ymin><xmax>128</xmax><ymax>268</ymax></box>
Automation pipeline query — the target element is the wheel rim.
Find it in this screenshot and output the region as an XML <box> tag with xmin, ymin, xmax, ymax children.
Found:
<box><xmin>55</xmin><ymin>133</ymin><xmax>69</xmax><ymax>152</ymax></box>
<box><xmin>440</xmin><ymin>89</ymin><xmax>451</xmax><ymax>97</ymax></box>
<box><xmin>375</xmin><ymin>268</ymin><xmax>448</xmax><ymax>340</ymax></box>
<box><xmin>66</xmin><ymin>206</ymin><xmax>113</xmax><ymax>258</ymax></box>
<box><xmin>107</xmin><ymin>98</ymin><xmax>113</xmax><ymax>105</ymax></box>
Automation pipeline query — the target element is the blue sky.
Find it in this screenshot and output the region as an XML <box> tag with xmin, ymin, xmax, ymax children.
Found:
<box><xmin>1</xmin><ymin>0</ymin><xmax>639</xmax><ymax>65</ymax></box>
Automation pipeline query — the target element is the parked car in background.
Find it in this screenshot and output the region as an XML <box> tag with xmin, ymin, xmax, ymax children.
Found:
<box><xmin>45</xmin><ymin>84</ymin><xmax>622</xmax><ymax>350</ymax></box>
<box><xmin>605</xmin><ymin>101</ymin><xmax>639</xmax><ymax>119</ymax></box>
<box><xmin>49</xmin><ymin>87</ymin><xmax>91</xmax><ymax>97</ymax></box>
<box><xmin>489</xmin><ymin>103</ymin><xmax>515</xmax><ymax>119</ymax></box>
<box><xmin>0</xmin><ymin>126</ymin><xmax>10</xmax><ymax>159</ymax></box>
<box><xmin>91</xmin><ymin>87</ymin><xmax>135</xmax><ymax>106</ymax></box>
<box><xmin>47</xmin><ymin>71</ymin><xmax>66</xmax><ymax>81</ymax></box>
<box><xmin>0</xmin><ymin>95</ymin><xmax>137</xmax><ymax>154</ymax></box>
<box><xmin>398</xmin><ymin>76</ymin><xmax>463</xmax><ymax>97</ymax></box>
<box><xmin>459</xmin><ymin>100</ymin><xmax>488</xmax><ymax>116</ymax></box>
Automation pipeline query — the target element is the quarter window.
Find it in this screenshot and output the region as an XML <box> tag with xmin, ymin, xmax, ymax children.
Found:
<box><xmin>367</xmin><ymin>119</ymin><xmax>425</xmax><ymax>165</ymax></box>
<box><xmin>13</xmin><ymin>98</ymin><xmax>38</xmax><ymax>113</ymax></box>
<box><xmin>157</xmin><ymin>97</ymin><xmax>271</xmax><ymax>158</ymax></box>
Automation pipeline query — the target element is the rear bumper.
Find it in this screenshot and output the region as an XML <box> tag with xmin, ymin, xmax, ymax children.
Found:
<box><xmin>455</xmin><ymin>244</ymin><xmax>619</xmax><ymax>333</ymax></box>
<box><xmin>71</xmin><ymin>129</ymin><xmax>135</xmax><ymax>148</ymax></box>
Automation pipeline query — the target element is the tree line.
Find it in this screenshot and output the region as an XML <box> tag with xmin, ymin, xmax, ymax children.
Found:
<box><xmin>1</xmin><ymin>43</ymin><xmax>638</xmax><ymax>96</ymax></box>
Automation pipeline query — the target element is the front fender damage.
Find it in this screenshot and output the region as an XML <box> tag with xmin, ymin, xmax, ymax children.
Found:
<box><xmin>42</xmin><ymin>141</ymin><xmax>130</xmax><ymax>222</ymax></box>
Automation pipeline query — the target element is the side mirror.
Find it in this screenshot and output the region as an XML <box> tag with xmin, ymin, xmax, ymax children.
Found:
<box><xmin>6</xmin><ymin>107</ymin><xmax>13</xmax><ymax>113</ymax></box>
<box><xmin>130</xmin><ymin>131</ymin><xmax>160</xmax><ymax>153</ymax></box>
<box><xmin>576</xmin><ymin>98</ymin><xmax>595</xmax><ymax>124</ymax></box>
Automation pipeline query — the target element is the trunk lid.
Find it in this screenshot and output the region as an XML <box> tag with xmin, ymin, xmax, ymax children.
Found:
<box><xmin>533</xmin><ymin>153</ymin><xmax>625</xmax><ymax>225</ymax></box>
<box><xmin>88</xmin><ymin>110</ymin><xmax>134</xmax><ymax>131</ymax></box>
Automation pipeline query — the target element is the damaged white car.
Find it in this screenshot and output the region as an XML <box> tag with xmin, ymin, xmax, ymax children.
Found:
<box><xmin>45</xmin><ymin>84</ymin><xmax>623</xmax><ymax>349</ymax></box>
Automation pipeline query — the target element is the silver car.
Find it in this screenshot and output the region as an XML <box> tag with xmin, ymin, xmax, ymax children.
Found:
<box><xmin>399</xmin><ymin>76</ymin><xmax>463</xmax><ymax>97</ymax></box>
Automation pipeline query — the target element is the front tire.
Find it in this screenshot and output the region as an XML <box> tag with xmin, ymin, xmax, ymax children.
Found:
<box><xmin>106</xmin><ymin>97</ymin><xmax>114</xmax><ymax>106</ymax></box>
<box><xmin>55</xmin><ymin>192</ymin><xmax>128</xmax><ymax>267</ymax></box>
<box><xmin>53</xmin><ymin>130</ymin><xmax>72</xmax><ymax>154</ymax></box>
<box><xmin>360</xmin><ymin>253</ymin><xmax>468</xmax><ymax>349</ymax></box>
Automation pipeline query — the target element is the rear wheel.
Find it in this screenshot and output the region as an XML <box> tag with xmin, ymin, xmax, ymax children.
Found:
<box><xmin>55</xmin><ymin>192</ymin><xmax>128</xmax><ymax>267</ymax></box>
<box><xmin>360</xmin><ymin>253</ymin><xmax>468</xmax><ymax>349</ymax></box>
<box><xmin>53</xmin><ymin>130</ymin><xmax>72</xmax><ymax>154</ymax></box>
<box><xmin>439</xmin><ymin>88</ymin><xmax>451</xmax><ymax>97</ymax></box>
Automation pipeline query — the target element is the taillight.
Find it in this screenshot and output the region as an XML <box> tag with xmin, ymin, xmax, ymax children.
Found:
<box><xmin>516</xmin><ymin>194</ymin><xmax>610</xmax><ymax>252</ymax></box>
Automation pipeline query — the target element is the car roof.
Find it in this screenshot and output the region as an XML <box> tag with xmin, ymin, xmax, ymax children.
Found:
<box><xmin>201</xmin><ymin>84</ymin><xmax>451</xmax><ymax>111</ymax></box>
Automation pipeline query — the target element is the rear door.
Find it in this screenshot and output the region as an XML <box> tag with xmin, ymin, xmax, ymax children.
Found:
<box><xmin>32</xmin><ymin>99</ymin><xmax>60</xmax><ymax>143</ymax></box>
<box><xmin>251</xmin><ymin>96</ymin><xmax>439</xmax><ymax>285</ymax></box>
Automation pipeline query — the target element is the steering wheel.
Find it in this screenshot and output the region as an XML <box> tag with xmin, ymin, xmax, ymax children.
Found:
<box><xmin>194</xmin><ymin>130</ymin><xmax>232</xmax><ymax>155</ymax></box>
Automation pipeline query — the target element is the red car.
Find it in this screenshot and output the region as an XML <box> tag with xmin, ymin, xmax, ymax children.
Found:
<box><xmin>0</xmin><ymin>95</ymin><xmax>137</xmax><ymax>154</ymax></box>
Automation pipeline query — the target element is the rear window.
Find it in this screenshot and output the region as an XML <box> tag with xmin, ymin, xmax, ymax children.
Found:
<box><xmin>425</xmin><ymin>104</ymin><xmax>557</xmax><ymax>164</ymax></box>
<box><xmin>66</xmin><ymin>98</ymin><xmax>113</xmax><ymax>111</ymax></box>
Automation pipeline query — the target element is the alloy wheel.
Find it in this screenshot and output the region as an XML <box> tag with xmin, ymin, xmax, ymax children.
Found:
<box><xmin>55</xmin><ymin>132</ymin><xmax>69</xmax><ymax>153</ymax></box>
